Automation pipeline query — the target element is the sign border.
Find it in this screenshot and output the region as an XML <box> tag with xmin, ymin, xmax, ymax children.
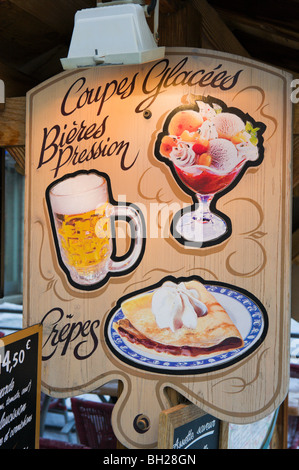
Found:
<box><xmin>0</xmin><ymin>323</ymin><xmax>43</xmax><ymax>449</ymax></box>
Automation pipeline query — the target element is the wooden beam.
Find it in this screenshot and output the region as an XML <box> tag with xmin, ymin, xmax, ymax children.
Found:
<box><xmin>0</xmin><ymin>61</ymin><xmax>36</xmax><ymax>98</ymax></box>
<box><xmin>190</xmin><ymin>0</ymin><xmax>250</xmax><ymax>57</ymax></box>
<box><xmin>229</xmin><ymin>30</ymin><xmax>299</xmax><ymax>74</ymax></box>
<box><xmin>293</xmin><ymin>135</ymin><xmax>299</xmax><ymax>189</ymax></box>
<box><xmin>0</xmin><ymin>2</ymin><xmax>65</xmax><ymax>68</ymax></box>
<box><xmin>211</xmin><ymin>7</ymin><xmax>299</xmax><ymax>49</ymax></box>
<box><xmin>292</xmin><ymin>227</ymin><xmax>299</xmax><ymax>264</ymax></box>
<box><xmin>19</xmin><ymin>45</ymin><xmax>68</xmax><ymax>83</ymax></box>
<box><xmin>269</xmin><ymin>398</ymin><xmax>288</xmax><ymax>449</ymax></box>
<box><xmin>158</xmin><ymin>1</ymin><xmax>202</xmax><ymax>48</ymax></box>
<box><xmin>159</xmin><ymin>0</ymin><xmax>188</xmax><ymax>14</ymax></box>
<box><xmin>294</xmin><ymin>101</ymin><xmax>299</xmax><ymax>134</ymax></box>
<box><xmin>6</xmin><ymin>0</ymin><xmax>97</xmax><ymax>36</ymax></box>
<box><xmin>0</xmin><ymin>97</ymin><xmax>25</xmax><ymax>147</ymax></box>
<box><xmin>207</xmin><ymin>0</ymin><xmax>299</xmax><ymax>33</ymax></box>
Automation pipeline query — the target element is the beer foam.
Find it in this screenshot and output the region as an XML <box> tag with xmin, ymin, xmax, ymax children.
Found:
<box><xmin>49</xmin><ymin>173</ymin><xmax>108</xmax><ymax>215</ymax></box>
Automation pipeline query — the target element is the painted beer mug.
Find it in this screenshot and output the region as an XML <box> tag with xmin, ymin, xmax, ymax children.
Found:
<box><xmin>48</xmin><ymin>171</ymin><xmax>144</xmax><ymax>287</ymax></box>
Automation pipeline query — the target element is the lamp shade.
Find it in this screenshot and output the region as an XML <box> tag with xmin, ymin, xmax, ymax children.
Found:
<box><xmin>60</xmin><ymin>4</ymin><xmax>165</xmax><ymax>69</ymax></box>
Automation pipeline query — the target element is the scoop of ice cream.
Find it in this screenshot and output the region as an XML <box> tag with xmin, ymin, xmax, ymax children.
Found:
<box><xmin>209</xmin><ymin>138</ymin><xmax>239</xmax><ymax>172</ymax></box>
<box><xmin>151</xmin><ymin>281</ymin><xmax>207</xmax><ymax>332</ymax></box>
<box><xmin>168</xmin><ymin>110</ymin><xmax>203</xmax><ymax>137</ymax></box>
<box><xmin>199</xmin><ymin>120</ymin><xmax>218</xmax><ymax>140</ymax></box>
<box><xmin>236</xmin><ymin>141</ymin><xmax>258</xmax><ymax>162</ymax></box>
<box><xmin>213</xmin><ymin>112</ymin><xmax>245</xmax><ymax>140</ymax></box>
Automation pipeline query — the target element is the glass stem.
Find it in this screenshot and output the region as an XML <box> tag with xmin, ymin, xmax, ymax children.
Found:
<box><xmin>195</xmin><ymin>194</ymin><xmax>213</xmax><ymax>223</ymax></box>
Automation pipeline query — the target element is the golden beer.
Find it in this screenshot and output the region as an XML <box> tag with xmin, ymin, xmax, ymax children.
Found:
<box><xmin>48</xmin><ymin>172</ymin><xmax>143</xmax><ymax>287</ymax></box>
<box><xmin>55</xmin><ymin>204</ymin><xmax>111</xmax><ymax>273</ymax></box>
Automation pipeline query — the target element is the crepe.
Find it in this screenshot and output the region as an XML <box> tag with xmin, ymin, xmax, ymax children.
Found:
<box><xmin>114</xmin><ymin>280</ymin><xmax>244</xmax><ymax>357</ymax></box>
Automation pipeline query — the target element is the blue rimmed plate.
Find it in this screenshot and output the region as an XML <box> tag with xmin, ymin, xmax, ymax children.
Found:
<box><xmin>106</xmin><ymin>285</ymin><xmax>267</xmax><ymax>373</ymax></box>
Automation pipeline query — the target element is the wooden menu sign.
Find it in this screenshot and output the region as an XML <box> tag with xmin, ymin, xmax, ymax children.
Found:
<box><xmin>24</xmin><ymin>48</ymin><xmax>292</xmax><ymax>448</ymax></box>
<box><xmin>0</xmin><ymin>325</ymin><xmax>42</xmax><ymax>449</ymax></box>
<box><xmin>158</xmin><ymin>404</ymin><xmax>221</xmax><ymax>449</ymax></box>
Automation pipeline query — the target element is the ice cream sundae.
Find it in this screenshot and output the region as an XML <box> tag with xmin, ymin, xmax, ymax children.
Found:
<box><xmin>156</xmin><ymin>98</ymin><xmax>264</xmax><ymax>245</ymax></box>
<box><xmin>160</xmin><ymin>102</ymin><xmax>260</xmax><ymax>193</ymax></box>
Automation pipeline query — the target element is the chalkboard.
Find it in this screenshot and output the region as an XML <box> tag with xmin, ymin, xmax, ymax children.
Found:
<box><xmin>0</xmin><ymin>324</ymin><xmax>42</xmax><ymax>449</ymax></box>
<box><xmin>158</xmin><ymin>403</ymin><xmax>222</xmax><ymax>449</ymax></box>
<box><xmin>0</xmin><ymin>151</ymin><xmax>4</xmax><ymax>299</ymax></box>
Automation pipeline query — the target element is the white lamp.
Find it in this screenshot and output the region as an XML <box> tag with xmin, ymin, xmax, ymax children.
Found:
<box><xmin>60</xmin><ymin>0</ymin><xmax>165</xmax><ymax>69</ymax></box>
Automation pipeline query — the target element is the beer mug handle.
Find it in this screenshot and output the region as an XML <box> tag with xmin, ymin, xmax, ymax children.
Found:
<box><xmin>109</xmin><ymin>205</ymin><xmax>144</xmax><ymax>273</ymax></box>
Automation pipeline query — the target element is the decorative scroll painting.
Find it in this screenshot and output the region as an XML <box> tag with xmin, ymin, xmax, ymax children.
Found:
<box><xmin>24</xmin><ymin>48</ymin><xmax>292</xmax><ymax>449</ymax></box>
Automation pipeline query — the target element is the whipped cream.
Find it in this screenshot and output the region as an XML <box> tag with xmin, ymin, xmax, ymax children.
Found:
<box><xmin>196</xmin><ymin>101</ymin><xmax>217</xmax><ymax>120</ymax></box>
<box><xmin>151</xmin><ymin>281</ymin><xmax>207</xmax><ymax>332</ymax></box>
<box><xmin>236</xmin><ymin>141</ymin><xmax>258</xmax><ymax>162</ymax></box>
<box><xmin>199</xmin><ymin>120</ymin><xmax>218</xmax><ymax>140</ymax></box>
<box><xmin>170</xmin><ymin>142</ymin><xmax>196</xmax><ymax>167</ymax></box>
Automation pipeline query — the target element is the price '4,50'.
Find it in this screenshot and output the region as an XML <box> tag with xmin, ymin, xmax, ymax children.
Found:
<box><xmin>0</xmin><ymin>340</ymin><xmax>31</xmax><ymax>374</ymax></box>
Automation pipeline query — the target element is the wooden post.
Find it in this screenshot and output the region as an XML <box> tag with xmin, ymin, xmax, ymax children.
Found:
<box><xmin>270</xmin><ymin>397</ymin><xmax>289</xmax><ymax>449</ymax></box>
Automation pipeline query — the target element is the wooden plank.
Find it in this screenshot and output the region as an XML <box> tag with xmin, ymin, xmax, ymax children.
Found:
<box><xmin>230</xmin><ymin>30</ymin><xmax>299</xmax><ymax>74</ymax></box>
<box><xmin>0</xmin><ymin>1</ymin><xmax>97</xmax><ymax>97</ymax></box>
<box><xmin>0</xmin><ymin>97</ymin><xmax>25</xmax><ymax>147</ymax></box>
<box><xmin>158</xmin><ymin>403</ymin><xmax>228</xmax><ymax>449</ymax></box>
<box><xmin>293</xmin><ymin>135</ymin><xmax>299</xmax><ymax>189</ymax></box>
<box><xmin>158</xmin><ymin>404</ymin><xmax>211</xmax><ymax>449</ymax></box>
<box><xmin>159</xmin><ymin>0</ymin><xmax>188</xmax><ymax>14</ymax></box>
<box><xmin>164</xmin><ymin>388</ymin><xmax>189</xmax><ymax>407</ymax></box>
<box><xmin>211</xmin><ymin>7</ymin><xmax>299</xmax><ymax>48</ymax></box>
<box><xmin>292</xmin><ymin>227</ymin><xmax>299</xmax><ymax>264</ymax></box>
<box><xmin>158</xmin><ymin>2</ymin><xmax>202</xmax><ymax>48</ymax></box>
<box><xmin>208</xmin><ymin>0</ymin><xmax>299</xmax><ymax>32</ymax></box>
<box><xmin>270</xmin><ymin>398</ymin><xmax>288</xmax><ymax>449</ymax></box>
<box><xmin>7</xmin><ymin>0</ymin><xmax>97</xmax><ymax>35</ymax></box>
<box><xmin>190</xmin><ymin>0</ymin><xmax>250</xmax><ymax>57</ymax></box>
<box><xmin>20</xmin><ymin>45</ymin><xmax>68</xmax><ymax>84</ymax></box>
<box><xmin>294</xmin><ymin>102</ymin><xmax>299</xmax><ymax>134</ymax></box>
<box><xmin>0</xmin><ymin>62</ymin><xmax>35</xmax><ymax>98</ymax></box>
<box><xmin>0</xmin><ymin>2</ymin><xmax>64</xmax><ymax>66</ymax></box>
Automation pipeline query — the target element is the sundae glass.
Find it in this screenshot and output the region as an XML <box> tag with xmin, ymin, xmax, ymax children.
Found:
<box><xmin>157</xmin><ymin>100</ymin><xmax>263</xmax><ymax>246</ymax></box>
